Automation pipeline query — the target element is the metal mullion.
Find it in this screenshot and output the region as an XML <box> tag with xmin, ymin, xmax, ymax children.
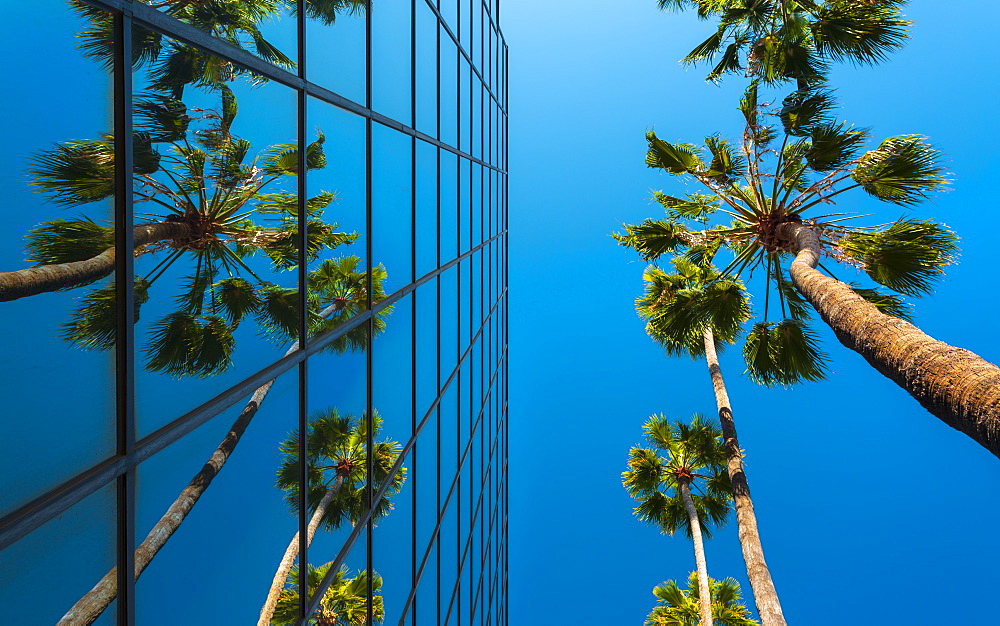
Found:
<box><xmin>364</xmin><ymin>0</ymin><xmax>375</xmax><ymax>622</ymax></box>
<box><xmin>411</xmin><ymin>0</ymin><xmax>419</xmax><ymax>619</ymax></box>
<box><xmin>295</xmin><ymin>1</ymin><xmax>310</xmax><ymax>620</ymax></box>
<box><xmin>113</xmin><ymin>8</ymin><xmax>136</xmax><ymax>624</ymax></box>
<box><xmin>308</xmin><ymin>295</ymin><xmax>506</xmax><ymax>621</ymax></box>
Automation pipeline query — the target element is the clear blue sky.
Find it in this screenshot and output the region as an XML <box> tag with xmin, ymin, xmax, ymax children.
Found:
<box><xmin>505</xmin><ymin>1</ymin><xmax>1000</xmax><ymax>624</ymax></box>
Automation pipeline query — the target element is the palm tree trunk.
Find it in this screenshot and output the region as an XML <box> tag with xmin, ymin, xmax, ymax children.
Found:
<box><xmin>702</xmin><ymin>326</ymin><xmax>786</xmax><ymax>626</ymax></box>
<box><xmin>0</xmin><ymin>221</ymin><xmax>189</xmax><ymax>302</ymax></box>
<box><xmin>57</xmin><ymin>301</ymin><xmax>347</xmax><ymax>625</ymax></box>
<box><xmin>257</xmin><ymin>472</ymin><xmax>348</xmax><ymax>626</ymax></box>
<box><xmin>680</xmin><ymin>482</ymin><xmax>713</xmax><ymax>626</ymax></box>
<box><xmin>777</xmin><ymin>221</ymin><xmax>1000</xmax><ymax>459</ymax></box>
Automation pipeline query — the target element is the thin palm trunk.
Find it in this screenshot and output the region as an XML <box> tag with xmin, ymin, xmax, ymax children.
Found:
<box><xmin>257</xmin><ymin>472</ymin><xmax>349</xmax><ymax>626</ymax></box>
<box><xmin>702</xmin><ymin>326</ymin><xmax>786</xmax><ymax>626</ymax></box>
<box><xmin>58</xmin><ymin>301</ymin><xmax>346</xmax><ymax>625</ymax></box>
<box><xmin>0</xmin><ymin>221</ymin><xmax>190</xmax><ymax>302</ymax></box>
<box><xmin>777</xmin><ymin>221</ymin><xmax>1000</xmax><ymax>459</ymax></box>
<box><xmin>679</xmin><ymin>482</ymin><xmax>713</xmax><ymax>626</ymax></box>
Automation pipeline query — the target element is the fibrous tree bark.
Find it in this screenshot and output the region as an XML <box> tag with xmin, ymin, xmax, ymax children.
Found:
<box><xmin>702</xmin><ymin>326</ymin><xmax>786</xmax><ymax>626</ymax></box>
<box><xmin>778</xmin><ymin>221</ymin><xmax>1000</xmax><ymax>459</ymax></box>
<box><xmin>0</xmin><ymin>221</ymin><xmax>189</xmax><ymax>302</ymax></box>
<box><xmin>680</xmin><ymin>482</ymin><xmax>714</xmax><ymax>626</ymax></box>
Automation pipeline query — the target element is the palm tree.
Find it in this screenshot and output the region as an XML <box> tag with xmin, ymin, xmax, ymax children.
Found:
<box><xmin>635</xmin><ymin>259</ymin><xmax>786</xmax><ymax>626</ymax></box>
<box><xmin>1</xmin><ymin>91</ymin><xmax>358</xmax><ymax>377</ymax></box>
<box><xmin>616</xmin><ymin>82</ymin><xmax>1000</xmax><ymax>459</ymax></box>
<box><xmin>57</xmin><ymin>260</ymin><xmax>390</xmax><ymax>625</ymax></box>
<box><xmin>258</xmin><ymin>409</ymin><xmax>405</xmax><ymax>625</ymax></box>
<box><xmin>656</xmin><ymin>0</ymin><xmax>909</xmax><ymax>84</ymax></box>
<box><xmin>647</xmin><ymin>573</ymin><xmax>758</xmax><ymax>626</ymax></box>
<box><xmin>271</xmin><ymin>563</ymin><xmax>383</xmax><ymax>625</ymax></box>
<box><xmin>624</xmin><ymin>414</ymin><xmax>732</xmax><ymax>626</ymax></box>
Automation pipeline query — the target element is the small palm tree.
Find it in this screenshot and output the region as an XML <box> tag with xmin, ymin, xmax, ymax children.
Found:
<box><xmin>258</xmin><ymin>409</ymin><xmax>405</xmax><ymax>625</ymax></box>
<box><xmin>624</xmin><ymin>414</ymin><xmax>732</xmax><ymax>626</ymax></box>
<box><xmin>271</xmin><ymin>563</ymin><xmax>384</xmax><ymax>626</ymax></box>
<box><xmin>635</xmin><ymin>258</ymin><xmax>786</xmax><ymax>625</ymax></box>
<box><xmin>647</xmin><ymin>573</ymin><xmax>758</xmax><ymax>626</ymax></box>
<box><xmin>656</xmin><ymin>0</ymin><xmax>909</xmax><ymax>84</ymax></box>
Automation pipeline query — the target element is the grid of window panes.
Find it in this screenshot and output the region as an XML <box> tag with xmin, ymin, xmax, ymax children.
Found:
<box><xmin>0</xmin><ymin>1</ymin><xmax>507</xmax><ymax>624</ymax></box>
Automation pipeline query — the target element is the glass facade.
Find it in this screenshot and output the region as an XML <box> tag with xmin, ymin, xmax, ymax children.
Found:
<box><xmin>0</xmin><ymin>1</ymin><xmax>507</xmax><ymax>624</ymax></box>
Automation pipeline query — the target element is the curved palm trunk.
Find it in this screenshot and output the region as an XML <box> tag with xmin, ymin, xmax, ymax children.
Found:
<box><xmin>680</xmin><ymin>482</ymin><xmax>713</xmax><ymax>626</ymax></box>
<box><xmin>0</xmin><ymin>221</ymin><xmax>189</xmax><ymax>302</ymax></box>
<box><xmin>257</xmin><ymin>472</ymin><xmax>349</xmax><ymax>626</ymax></box>
<box><xmin>58</xmin><ymin>301</ymin><xmax>346</xmax><ymax>625</ymax></box>
<box><xmin>777</xmin><ymin>221</ymin><xmax>1000</xmax><ymax>459</ymax></box>
<box><xmin>702</xmin><ymin>326</ymin><xmax>786</xmax><ymax>626</ymax></box>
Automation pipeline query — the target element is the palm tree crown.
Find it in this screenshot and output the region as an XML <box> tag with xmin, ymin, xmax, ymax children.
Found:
<box><xmin>624</xmin><ymin>414</ymin><xmax>732</xmax><ymax>538</ymax></box>
<box><xmin>647</xmin><ymin>572</ymin><xmax>758</xmax><ymax>626</ymax></box>
<box><xmin>616</xmin><ymin>83</ymin><xmax>956</xmax><ymax>386</ymax></box>
<box><xmin>657</xmin><ymin>0</ymin><xmax>910</xmax><ymax>84</ymax></box>
<box><xmin>271</xmin><ymin>564</ymin><xmax>383</xmax><ymax>625</ymax></box>
<box><xmin>276</xmin><ymin>408</ymin><xmax>405</xmax><ymax>529</ymax></box>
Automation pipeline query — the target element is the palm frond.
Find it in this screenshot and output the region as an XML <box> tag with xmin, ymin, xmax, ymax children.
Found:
<box><xmin>743</xmin><ymin>318</ymin><xmax>828</xmax><ymax>386</ymax></box>
<box><xmin>839</xmin><ymin>219</ymin><xmax>958</xmax><ymax>295</ymax></box>
<box><xmin>646</xmin><ymin>133</ymin><xmax>703</xmax><ymax>174</ymax></box>
<box><xmin>25</xmin><ymin>218</ymin><xmax>115</xmax><ymax>266</ymax></box>
<box><xmin>613</xmin><ymin>219</ymin><xmax>690</xmax><ymax>261</ymax></box>
<box><xmin>61</xmin><ymin>278</ymin><xmax>151</xmax><ymax>350</ymax></box>
<box><xmin>852</xmin><ymin>135</ymin><xmax>949</xmax><ymax>205</ymax></box>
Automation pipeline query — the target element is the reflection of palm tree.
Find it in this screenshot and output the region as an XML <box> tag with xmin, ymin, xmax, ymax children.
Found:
<box><xmin>57</xmin><ymin>262</ymin><xmax>390</xmax><ymax>626</ymax></box>
<box><xmin>258</xmin><ymin>409</ymin><xmax>405</xmax><ymax>625</ymax></box>
<box><xmin>70</xmin><ymin>0</ymin><xmax>367</xmax><ymax>98</ymax></box>
<box><xmin>624</xmin><ymin>415</ymin><xmax>732</xmax><ymax>626</ymax></box>
<box><xmin>2</xmin><ymin>92</ymin><xmax>356</xmax><ymax>377</ymax></box>
<box><xmin>647</xmin><ymin>573</ymin><xmax>757</xmax><ymax>626</ymax></box>
<box><xmin>636</xmin><ymin>259</ymin><xmax>786</xmax><ymax>625</ymax></box>
<box><xmin>271</xmin><ymin>564</ymin><xmax>383</xmax><ymax>626</ymax></box>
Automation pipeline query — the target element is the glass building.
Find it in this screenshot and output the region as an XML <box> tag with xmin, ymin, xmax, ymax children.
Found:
<box><xmin>0</xmin><ymin>1</ymin><xmax>507</xmax><ymax>624</ymax></box>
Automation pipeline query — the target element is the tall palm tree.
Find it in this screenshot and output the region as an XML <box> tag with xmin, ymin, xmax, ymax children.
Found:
<box><xmin>635</xmin><ymin>259</ymin><xmax>786</xmax><ymax>626</ymax></box>
<box><xmin>258</xmin><ymin>409</ymin><xmax>405</xmax><ymax>625</ymax></box>
<box><xmin>656</xmin><ymin>0</ymin><xmax>909</xmax><ymax>84</ymax></box>
<box><xmin>616</xmin><ymin>82</ymin><xmax>1000</xmax><ymax>459</ymax></box>
<box><xmin>647</xmin><ymin>573</ymin><xmax>758</xmax><ymax>626</ymax></box>
<box><xmin>624</xmin><ymin>414</ymin><xmax>733</xmax><ymax>626</ymax></box>
<box><xmin>57</xmin><ymin>260</ymin><xmax>390</xmax><ymax>626</ymax></box>
<box><xmin>271</xmin><ymin>563</ymin><xmax>383</xmax><ymax>626</ymax></box>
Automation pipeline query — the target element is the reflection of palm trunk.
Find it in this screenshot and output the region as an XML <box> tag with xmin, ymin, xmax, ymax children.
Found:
<box><xmin>257</xmin><ymin>472</ymin><xmax>348</xmax><ymax>626</ymax></box>
<box><xmin>702</xmin><ymin>326</ymin><xmax>786</xmax><ymax>626</ymax></box>
<box><xmin>57</xmin><ymin>301</ymin><xmax>346</xmax><ymax>626</ymax></box>
<box><xmin>0</xmin><ymin>221</ymin><xmax>189</xmax><ymax>302</ymax></box>
<box><xmin>680</xmin><ymin>482</ymin><xmax>713</xmax><ymax>626</ymax></box>
<box><xmin>777</xmin><ymin>222</ymin><xmax>1000</xmax><ymax>459</ymax></box>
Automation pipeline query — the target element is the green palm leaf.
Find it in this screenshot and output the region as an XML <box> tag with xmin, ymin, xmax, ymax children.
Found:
<box><xmin>743</xmin><ymin>318</ymin><xmax>828</xmax><ymax>386</ymax></box>
<box><xmin>839</xmin><ymin>219</ymin><xmax>958</xmax><ymax>296</ymax></box>
<box><xmin>852</xmin><ymin>135</ymin><xmax>949</xmax><ymax>205</ymax></box>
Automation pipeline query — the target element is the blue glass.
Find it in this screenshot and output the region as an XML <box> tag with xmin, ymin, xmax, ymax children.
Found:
<box><xmin>0</xmin><ymin>4</ymin><xmax>115</xmax><ymax>516</ymax></box>
<box><xmin>440</xmin><ymin>0</ymin><xmax>458</xmax><ymax>37</ymax></box>
<box><xmin>371</xmin><ymin>0</ymin><xmax>412</xmax><ymax>124</ymax></box>
<box><xmin>439</xmin><ymin>29</ymin><xmax>459</xmax><ymax>148</ymax></box>
<box><xmin>135</xmin><ymin>370</ymin><xmax>298</xmax><ymax>624</ymax></box>
<box><xmin>374</xmin><ymin>293</ymin><xmax>414</xmax><ymax>442</ymax></box>
<box><xmin>307</xmin><ymin>4</ymin><xmax>367</xmax><ymax>104</ymax></box>
<box><xmin>472</xmin><ymin>164</ymin><xmax>483</xmax><ymax>248</ymax></box>
<box><xmin>416</xmin><ymin>2</ymin><xmax>440</xmax><ymax>138</ymax></box>
<box><xmin>459</xmin><ymin>57</ymin><xmax>471</xmax><ymax>155</ymax></box>
<box><xmin>0</xmin><ymin>484</ymin><xmax>115</xmax><ymax>624</ymax></box>
<box><xmin>414</xmin><ymin>535</ymin><xmax>440</xmax><ymax>624</ymax></box>
<box><xmin>416</xmin><ymin>141</ymin><xmax>440</xmax><ymax>277</ymax></box>
<box><xmin>459</xmin><ymin>158</ymin><xmax>471</xmax><ymax>254</ymax></box>
<box><xmin>374</xmin><ymin>448</ymin><xmax>414</xmax><ymax>623</ymax></box>
<box><xmin>372</xmin><ymin>125</ymin><xmax>414</xmax><ymax>293</ymax></box>
<box><xmin>440</xmin><ymin>151</ymin><xmax>459</xmax><ymax>260</ymax></box>
<box><xmin>439</xmin><ymin>266</ymin><xmax>459</xmax><ymax>388</ymax></box>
